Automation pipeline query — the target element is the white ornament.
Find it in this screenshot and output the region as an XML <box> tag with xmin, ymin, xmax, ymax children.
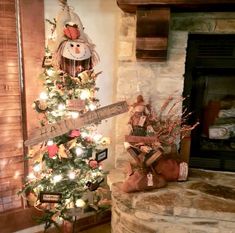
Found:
<box><xmin>68</xmin><ymin>171</ymin><xmax>76</xmax><ymax>180</ymax></box>
<box><xmin>75</xmin><ymin>199</ymin><xmax>86</xmax><ymax>208</ymax></box>
<box><xmin>53</xmin><ymin>174</ymin><xmax>62</xmax><ymax>183</ymax></box>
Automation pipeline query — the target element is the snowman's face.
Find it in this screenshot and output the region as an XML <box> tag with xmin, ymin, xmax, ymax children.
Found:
<box><xmin>62</xmin><ymin>41</ymin><xmax>91</xmax><ymax>61</ymax></box>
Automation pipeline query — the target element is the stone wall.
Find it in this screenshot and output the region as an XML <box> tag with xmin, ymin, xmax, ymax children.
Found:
<box><xmin>115</xmin><ymin>12</ymin><xmax>235</xmax><ymax>167</ymax></box>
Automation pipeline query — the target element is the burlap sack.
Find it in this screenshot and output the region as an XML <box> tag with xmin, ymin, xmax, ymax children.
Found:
<box><xmin>121</xmin><ymin>168</ymin><xmax>166</xmax><ymax>193</ymax></box>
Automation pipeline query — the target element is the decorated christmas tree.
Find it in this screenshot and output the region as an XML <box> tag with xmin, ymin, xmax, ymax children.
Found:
<box><xmin>19</xmin><ymin>1</ymin><xmax>115</xmax><ymax>229</ymax></box>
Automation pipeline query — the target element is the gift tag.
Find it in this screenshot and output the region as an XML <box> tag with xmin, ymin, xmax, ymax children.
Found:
<box><xmin>147</xmin><ymin>125</ymin><xmax>155</xmax><ymax>134</ymax></box>
<box><xmin>178</xmin><ymin>162</ymin><xmax>188</xmax><ymax>181</ymax></box>
<box><xmin>147</xmin><ymin>173</ymin><xmax>153</xmax><ymax>186</ymax></box>
<box><xmin>138</xmin><ymin>115</ymin><xmax>146</xmax><ymax>127</ymax></box>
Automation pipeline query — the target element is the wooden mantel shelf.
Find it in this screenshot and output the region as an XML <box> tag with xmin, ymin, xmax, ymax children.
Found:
<box><xmin>117</xmin><ymin>0</ymin><xmax>235</xmax><ymax>13</ymax></box>
<box><xmin>116</xmin><ymin>0</ymin><xmax>235</xmax><ymax>61</ymax></box>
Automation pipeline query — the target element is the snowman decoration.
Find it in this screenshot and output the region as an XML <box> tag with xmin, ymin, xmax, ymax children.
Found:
<box><xmin>50</xmin><ymin>4</ymin><xmax>99</xmax><ymax>77</ymax></box>
<box><xmin>54</xmin><ymin>22</ymin><xmax>98</xmax><ymax>77</ymax></box>
<box><xmin>56</xmin><ymin>23</ymin><xmax>93</xmax><ymax>76</ymax></box>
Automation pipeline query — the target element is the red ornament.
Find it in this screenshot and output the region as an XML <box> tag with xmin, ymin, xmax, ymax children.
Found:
<box><xmin>69</xmin><ymin>130</ymin><xmax>80</xmax><ymax>138</ymax></box>
<box><xmin>63</xmin><ymin>25</ymin><xmax>80</xmax><ymax>40</ymax></box>
<box><xmin>88</xmin><ymin>159</ymin><xmax>99</xmax><ymax>169</ymax></box>
<box><xmin>47</xmin><ymin>144</ymin><xmax>59</xmax><ymax>158</ymax></box>
<box><xmin>85</xmin><ymin>137</ymin><xmax>93</xmax><ymax>143</ymax></box>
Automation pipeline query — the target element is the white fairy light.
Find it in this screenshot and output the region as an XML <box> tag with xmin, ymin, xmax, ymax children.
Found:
<box><xmin>91</xmin><ymin>171</ymin><xmax>98</xmax><ymax>178</ymax></box>
<box><xmin>68</xmin><ymin>171</ymin><xmax>76</xmax><ymax>180</ymax></box>
<box><xmin>93</xmin><ymin>133</ymin><xmax>102</xmax><ymax>143</ymax></box>
<box><xmin>38</xmin><ymin>184</ymin><xmax>43</xmax><ymax>189</ymax></box>
<box><xmin>51</xmin><ymin>110</ymin><xmax>59</xmax><ymax>117</ymax></box>
<box><xmin>33</xmin><ymin>163</ymin><xmax>41</xmax><ymax>172</ymax></box>
<box><xmin>70</xmin><ymin>111</ymin><xmax>79</xmax><ymax>119</ymax></box>
<box><xmin>27</xmin><ymin>172</ymin><xmax>36</xmax><ymax>180</ymax></box>
<box><xmin>75</xmin><ymin>199</ymin><xmax>86</xmax><ymax>208</ymax></box>
<box><xmin>45</xmin><ymin>79</ymin><xmax>52</xmax><ymax>84</ymax></box>
<box><xmin>80</xmin><ymin>89</ymin><xmax>90</xmax><ymax>100</ymax></box>
<box><xmin>47</xmin><ymin>140</ymin><xmax>54</xmax><ymax>146</ymax></box>
<box><xmin>53</xmin><ymin>174</ymin><xmax>62</xmax><ymax>183</ymax></box>
<box><xmin>65</xmin><ymin>198</ymin><xmax>74</xmax><ymax>209</ymax></box>
<box><xmin>89</xmin><ymin>103</ymin><xmax>96</xmax><ymax>111</ymax></box>
<box><xmin>45</xmin><ymin>51</ymin><xmax>51</xmax><ymax>56</ymax></box>
<box><xmin>81</xmin><ymin>131</ymin><xmax>89</xmax><ymax>138</ymax></box>
<box><xmin>0</xmin><ymin>159</ymin><xmax>7</xmax><ymax>168</ymax></box>
<box><xmin>75</xmin><ymin>147</ymin><xmax>83</xmax><ymax>156</ymax></box>
<box><xmin>58</xmin><ymin>103</ymin><xmax>66</xmax><ymax>111</ymax></box>
<box><xmin>39</xmin><ymin>92</ymin><xmax>48</xmax><ymax>100</ymax></box>
<box><xmin>46</xmin><ymin>68</ymin><xmax>55</xmax><ymax>76</ymax></box>
<box><xmin>14</xmin><ymin>171</ymin><xmax>20</xmax><ymax>179</ymax></box>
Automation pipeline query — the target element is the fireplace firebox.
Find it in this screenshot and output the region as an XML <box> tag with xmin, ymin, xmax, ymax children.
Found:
<box><xmin>183</xmin><ymin>34</ymin><xmax>235</xmax><ymax>172</ymax></box>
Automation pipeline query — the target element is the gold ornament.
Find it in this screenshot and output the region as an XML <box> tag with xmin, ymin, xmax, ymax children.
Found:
<box><xmin>66</xmin><ymin>138</ymin><xmax>77</xmax><ymax>150</ymax></box>
<box><xmin>26</xmin><ymin>192</ymin><xmax>38</xmax><ymax>207</ymax></box>
<box><xmin>58</xmin><ymin>144</ymin><xmax>68</xmax><ymax>158</ymax></box>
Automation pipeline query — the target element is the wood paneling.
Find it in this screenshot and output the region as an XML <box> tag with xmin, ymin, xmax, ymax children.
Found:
<box><xmin>0</xmin><ymin>0</ymin><xmax>24</xmax><ymax>212</ymax></box>
<box><xmin>0</xmin><ymin>1</ymin><xmax>48</xmax><ymax>232</ymax></box>
<box><xmin>0</xmin><ymin>0</ymin><xmax>44</xmax><ymax>218</ymax></box>
<box><xmin>19</xmin><ymin>0</ymin><xmax>45</xmax><ymax>132</ymax></box>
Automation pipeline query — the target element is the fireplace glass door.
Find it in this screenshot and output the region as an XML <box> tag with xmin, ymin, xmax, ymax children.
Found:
<box><xmin>184</xmin><ymin>34</ymin><xmax>235</xmax><ymax>171</ymax></box>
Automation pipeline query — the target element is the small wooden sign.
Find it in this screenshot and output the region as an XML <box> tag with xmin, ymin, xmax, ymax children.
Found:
<box><xmin>25</xmin><ymin>101</ymin><xmax>128</xmax><ymax>146</ymax></box>
<box><xmin>24</xmin><ymin>118</ymin><xmax>79</xmax><ymax>146</ymax></box>
<box><xmin>125</xmin><ymin>135</ymin><xmax>158</xmax><ymax>144</ymax></box>
<box><xmin>145</xmin><ymin>150</ymin><xmax>162</xmax><ymax>167</ymax></box>
<box><xmin>42</xmin><ymin>55</ymin><xmax>53</xmax><ymax>67</ymax></box>
<box><xmin>39</xmin><ymin>192</ymin><xmax>62</xmax><ymax>203</ymax></box>
<box><xmin>67</xmin><ymin>99</ymin><xmax>86</xmax><ymax>111</ymax></box>
<box><xmin>80</xmin><ymin>101</ymin><xmax>129</xmax><ymax>125</ymax></box>
<box><xmin>95</xmin><ymin>148</ymin><xmax>108</xmax><ymax>162</ymax></box>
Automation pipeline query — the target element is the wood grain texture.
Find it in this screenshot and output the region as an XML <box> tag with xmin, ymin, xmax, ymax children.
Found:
<box><xmin>0</xmin><ymin>0</ymin><xmax>24</xmax><ymax>212</ymax></box>
<box><xmin>19</xmin><ymin>0</ymin><xmax>45</xmax><ymax>201</ymax></box>
<box><xmin>19</xmin><ymin>0</ymin><xmax>45</xmax><ymax>133</ymax></box>
<box><xmin>136</xmin><ymin>7</ymin><xmax>170</xmax><ymax>60</ymax></box>
<box><xmin>25</xmin><ymin>101</ymin><xmax>129</xmax><ymax>146</ymax></box>
<box><xmin>0</xmin><ymin>207</ymin><xmax>44</xmax><ymax>233</ymax></box>
<box><xmin>117</xmin><ymin>0</ymin><xmax>235</xmax><ymax>13</ymax></box>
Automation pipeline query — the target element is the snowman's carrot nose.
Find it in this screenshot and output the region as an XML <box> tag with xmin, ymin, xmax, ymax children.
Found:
<box><xmin>75</xmin><ymin>46</ymin><xmax>80</xmax><ymax>54</ymax></box>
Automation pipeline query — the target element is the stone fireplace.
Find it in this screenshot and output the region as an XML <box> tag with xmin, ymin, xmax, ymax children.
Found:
<box><xmin>108</xmin><ymin>11</ymin><xmax>235</xmax><ymax>233</ymax></box>
<box><xmin>115</xmin><ymin>12</ymin><xmax>235</xmax><ymax>171</ymax></box>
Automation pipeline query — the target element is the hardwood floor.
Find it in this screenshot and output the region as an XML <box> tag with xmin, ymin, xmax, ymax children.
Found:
<box><xmin>79</xmin><ymin>223</ymin><xmax>111</xmax><ymax>233</ymax></box>
<box><xmin>33</xmin><ymin>223</ymin><xmax>111</xmax><ymax>233</ymax></box>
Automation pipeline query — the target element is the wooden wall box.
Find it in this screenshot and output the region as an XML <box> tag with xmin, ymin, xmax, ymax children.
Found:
<box><xmin>116</xmin><ymin>0</ymin><xmax>235</xmax><ymax>61</ymax></box>
<box><xmin>136</xmin><ymin>7</ymin><xmax>170</xmax><ymax>61</ymax></box>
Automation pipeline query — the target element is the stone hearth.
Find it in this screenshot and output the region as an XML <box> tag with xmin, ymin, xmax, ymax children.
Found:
<box><xmin>108</xmin><ymin>168</ymin><xmax>235</xmax><ymax>233</ymax></box>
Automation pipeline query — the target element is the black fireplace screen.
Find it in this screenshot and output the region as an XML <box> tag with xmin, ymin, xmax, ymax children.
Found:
<box><xmin>183</xmin><ymin>34</ymin><xmax>235</xmax><ymax>172</ymax></box>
